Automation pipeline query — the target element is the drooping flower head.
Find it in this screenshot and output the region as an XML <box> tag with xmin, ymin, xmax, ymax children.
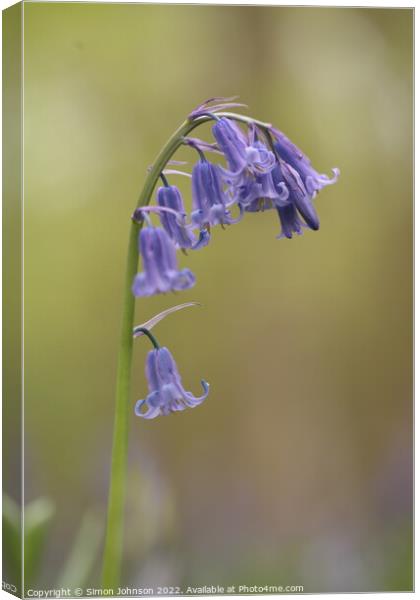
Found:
<box><xmin>135</xmin><ymin>346</ymin><xmax>209</xmax><ymax>419</ymax></box>
<box><xmin>226</xmin><ymin>123</ymin><xmax>339</xmax><ymax>236</ymax></box>
<box><xmin>132</xmin><ymin>226</ymin><xmax>195</xmax><ymax>297</ymax></box>
<box><xmin>131</xmin><ymin>99</ymin><xmax>340</xmax><ymax>303</ymax></box>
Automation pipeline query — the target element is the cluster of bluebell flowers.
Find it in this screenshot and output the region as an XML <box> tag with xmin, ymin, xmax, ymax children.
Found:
<box><xmin>132</xmin><ymin>98</ymin><xmax>339</xmax><ymax>419</ymax></box>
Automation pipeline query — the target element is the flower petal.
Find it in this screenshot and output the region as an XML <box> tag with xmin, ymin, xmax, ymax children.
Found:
<box><xmin>178</xmin><ymin>379</ymin><xmax>210</xmax><ymax>407</ymax></box>
<box><xmin>135</xmin><ymin>395</ymin><xmax>161</xmax><ymax>419</ymax></box>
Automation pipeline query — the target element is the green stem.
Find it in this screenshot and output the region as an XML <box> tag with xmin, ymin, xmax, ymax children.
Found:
<box><xmin>133</xmin><ymin>328</ymin><xmax>160</xmax><ymax>350</ymax></box>
<box><xmin>101</xmin><ymin>110</ymin><xmax>267</xmax><ymax>589</ymax></box>
<box><xmin>101</xmin><ymin>115</ymin><xmax>207</xmax><ymax>589</ymax></box>
<box><xmin>101</xmin><ymin>223</ymin><xmax>138</xmax><ymax>590</ymax></box>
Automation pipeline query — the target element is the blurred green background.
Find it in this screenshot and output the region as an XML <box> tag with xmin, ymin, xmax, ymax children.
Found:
<box><xmin>17</xmin><ymin>3</ymin><xmax>413</xmax><ymax>593</ymax></box>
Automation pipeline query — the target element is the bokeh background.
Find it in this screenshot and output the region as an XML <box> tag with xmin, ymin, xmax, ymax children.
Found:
<box><xmin>15</xmin><ymin>3</ymin><xmax>414</xmax><ymax>594</ymax></box>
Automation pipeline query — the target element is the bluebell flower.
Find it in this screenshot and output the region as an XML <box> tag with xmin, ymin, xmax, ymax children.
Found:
<box><xmin>271</xmin><ymin>127</ymin><xmax>339</xmax><ymax>196</ymax></box>
<box><xmin>243</xmin><ymin>140</ymin><xmax>277</xmax><ymax>176</ymax></box>
<box><xmin>214</xmin><ymin>122</ymin><xmax>278</xmax><ymax>212</ymax></box>
<box><xmin>211</xmin><ymin>118</ymin><xmax>248</xmax><ymax>173</ymax></box>
<box><xmin>242</xmin><ymin>173</ymin><xmax>307</xmax><ymax>239</ymax></box>
<box><xmin>232</xmin><ymin>174</ymin><xmax>275</xmax><ymax>209</ymax></box>
<box><xmin>156</xmin><ymin>184</ymin><xmax>196</xmax><ymax>249</ymax></box>
<box><xmin>242</xmin><ymin>159</ymin><xmax>321</xmax><ymax>231</ymax></box>
<box><xmin>133</xmin><ymin>196</ymin><xmax>210</xmax><ymax>251</ymax></box>
<box><xmin>132</xmin><ymin>226</ymin><xmax>195</xmax><ymax>297</ymax></box>
<box><xmin>279</xmin><ymin>160</ymin><xmax>320</xmax><ymax>230</ymax></box>
<box><xmin>240</xmin><ymin>163</ymin><xmax>289</xmax><ymax>210</ymax></box>
<box><xmin>212</xmin><ymin>118</ymin><xmax>276</xmax><ymax>178</ymax></box>
<box><xmin>191</xmin><ymin>159</ymin><xmax>242</xmax><ymax>228</ymax></box>
<box><xmin>276</xmin><ymin>204</ymin><xmax>305</xmax><ymax>239</ymax></box>
<box><xmin>135</xmin><ymin>346</ymin><xmax>209</xmax><ymax>419</ymax></box>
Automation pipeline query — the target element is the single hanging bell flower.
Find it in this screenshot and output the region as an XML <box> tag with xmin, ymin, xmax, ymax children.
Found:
<box><xmin>279</xmin><ymin>160</ymin><xmax>320</xmax><ymax>231</ymax></box>
<box><xmin>271</xmin><ymin>127</ymin><xmax>339</xmax><ymax>196</ymax></box>
<box><xmin>156</xmin><ymin>184</ymin><xmax>197</xmax><ymax>249</ymax></box>
<box><xmin>212</xmin><ymin>118</ymin><xmax>276</xmax><ymax>179</ymax></box>
<box><xmin>191</xmin><ymin>159</ymin><xmax>243</xmax><ymax>228</ymax></box>
<box><xmin>132</xmin><ymin>226</ymin><xmax>195</xmax><ymax>297</ymax></box>
<box><xmin>135</xmin><ymin>346</ymin><xmax>209</xmax><ymax>419</ymax></box>
<box><xmin>276</xmin><ymin>204</ymin><xmax>305</xmax><ymax>239</ymax></box>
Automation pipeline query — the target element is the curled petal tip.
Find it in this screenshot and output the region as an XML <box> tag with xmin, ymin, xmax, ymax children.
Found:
<box><xmin>318</xmin><ymin>167</ymin><xmax>340</xmax><ymax>186</ymax></box>
<box><xmin>134</xmin><ymin>398</ymin><xmax>146</xmax><ymax>416</ymax></box>
<box><xmin>200</xmin><ymin>380</ymin><xmax>210</xmax><ymax>394</ymax></box>
<box><xmin>187</xmin><ymin>379</ymin><xmax>210</xmax><ymax>404</ymax></box>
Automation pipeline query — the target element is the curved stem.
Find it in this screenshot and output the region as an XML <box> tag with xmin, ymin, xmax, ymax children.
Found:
<box><xmin>101</xmin><ymin>114</ymin><xmax>210</xmax><ymax>589</ymax></box>
<box><xmin>159</xmin><ymin>172</ymin><xmax>169</xmax><ymax>187</ymax></box>
<box><xmin>101</xmin><ymin>109</ymin><xmax>266</xmax><ymax>589</ymax></box>
<box><xmin>133</xmin><ymin>328</ymin><xmax>160</xmax><ymax>350</ymax></box>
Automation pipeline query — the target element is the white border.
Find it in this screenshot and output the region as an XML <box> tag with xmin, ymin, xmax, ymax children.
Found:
<box><xmin>0</xmin><ymin>2</ymin><xmax>414</xmax><ymax>600</ymax></box>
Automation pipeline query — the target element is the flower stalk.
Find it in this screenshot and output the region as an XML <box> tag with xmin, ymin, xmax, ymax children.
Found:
<box><xmin>101</xmin><ymin>114</ymin><xmax>215</xmax><ymax>589</ymax></box>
